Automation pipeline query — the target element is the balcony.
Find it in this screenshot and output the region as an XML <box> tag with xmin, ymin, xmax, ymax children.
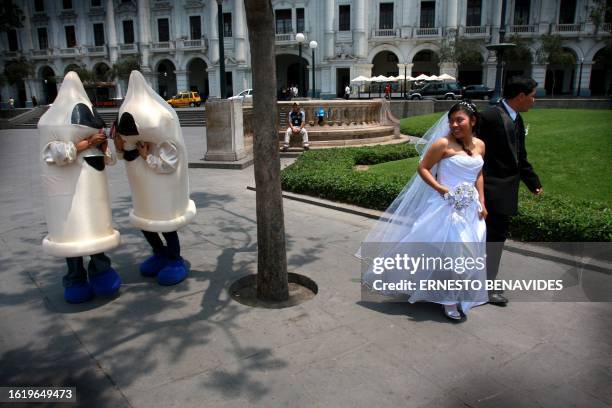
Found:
<box><xmin>151</xmin><ymin>41</ymin><xmax>175</xmax><ymax>52</ymax></box>
<box><xmin>415</xmin><ymin>27</ymin><xmax>441</xmax><ymax>37</ymax></box>
<box><xmin>602</xmin><ymin>23</ymin><xmax>612</xmax><ymax>33</ymax></box>
<box><xmin>119</xmin><ymin>43</ymin><xmax>138</xmax><ymax>53</ymax></box>
<box><xmin>371</xmin><ymin>28</ymin><xmax>399</xmax><ymax>38</ymax></box>
<box><xmin>551</xmin><ymin>23</ymin><xmax>583</xmax><ymax>34</ymax></box>
<box><xmin>59</xmin><ymin>47</ymin><xmax>79</xmax><ymax>56</ymax></box>
<box><xmin>31</xmin><ymin>49</ymin><xmax>53</xmax><ymax>59</ymax></box>
<box><xmin>86</xmin><ymin>45</ymin><xmax>107</xmax><ymax>56</ymax></box>
<box><xmin>462</xmin><ymin>25</ymin><xmax>489</xmax><ymax>37</ymax></box>
<box><xmin>275</xmin><ymin>32</ymin><xmax>296</xmax><ymax>43</ymax></box>
<box><xmin>508</xmin><ymin>24</ymin><xmax>538</xmax><ymax>35</ymax></box>
<box><xmin>6</xmin><ymin>51</ymin><xmax>21</xmax><ymax>58</ymax></box>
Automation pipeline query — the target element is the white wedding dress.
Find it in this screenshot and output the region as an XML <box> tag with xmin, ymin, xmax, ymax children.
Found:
<box><xmin>361</xmin><ymin>153</ymin><xmax>488</xmax><ymax>314</ymax></box>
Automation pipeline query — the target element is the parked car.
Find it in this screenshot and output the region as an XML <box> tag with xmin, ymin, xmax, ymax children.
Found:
<box><xmin>408</xmin><ymin>82</ymin><xmax>462</xmax><ymax>100</ymax></box>
<box><xmin>462</xmin><ymin>84</ymin><xmax>494</xmax><ymax>100</ymax></box>
<box><xmin>228</xmin><ymin>88</ymin><xmax>253</xmax><ymax>101</ymax></box>
<box><xmin>167</xmin><ymin>91</ymin><xmax>202</xmax><ymax>107</ymax></box>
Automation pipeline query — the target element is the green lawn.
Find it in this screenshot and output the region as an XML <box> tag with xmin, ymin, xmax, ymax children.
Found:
<box><xmin>399</xmin><ymin>109</ymin><xmax>612</xmax><ymax>204</ymax></box>
<box><xmin>366</xmin><ymin>156</ymin><xmax>421</xmax><ymax>177</ymax></box>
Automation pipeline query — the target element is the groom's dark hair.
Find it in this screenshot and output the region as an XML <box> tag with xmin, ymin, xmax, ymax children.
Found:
<box><xmin>503</xmin><ymin>77</ymin><xmax>538</xmax><ymax>99</ymax></box>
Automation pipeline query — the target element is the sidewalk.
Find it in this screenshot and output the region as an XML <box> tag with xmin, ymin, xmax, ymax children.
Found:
<box><xmin>1</xmin><ymin>129</ymin><xmax>611</xmax><ymax>408</ymax></box>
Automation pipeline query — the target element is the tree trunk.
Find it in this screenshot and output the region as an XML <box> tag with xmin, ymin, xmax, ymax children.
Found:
<box><xmin>244</xmin><ymin>0</ymin><xmax>289</xmax><ymax>301</ymax></box>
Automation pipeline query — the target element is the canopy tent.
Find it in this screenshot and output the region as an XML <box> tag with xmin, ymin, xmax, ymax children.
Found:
<box><xmin>414</xmin><ymin>74</ymin><xmax>431</xmax><ymax>81</ymax></box>
<box><xmin>437</xmin><ymin>73</ymin><xmax>456</xmax><ymax>81</ymax></box>
<box><xmin>351</xmin><ymin>75</ymin><xmax>371</xmax><ymax>83</ymax></box>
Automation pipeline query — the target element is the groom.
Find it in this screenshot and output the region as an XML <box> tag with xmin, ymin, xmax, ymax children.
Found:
<box><xmin>478</xmin><ymin>77</ymin><xmax>543</xmax><ymax>305</ymax></box>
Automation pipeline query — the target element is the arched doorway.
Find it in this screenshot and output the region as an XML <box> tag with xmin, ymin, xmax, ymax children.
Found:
<box><xmin>91</xmin><ymin>62</ymin><xmax>112</xmax><ymax>105</ymax></box>
<box><xmin>412</xmin><ymin>50</ymin><xmax>440</xmax><ymax>76</ymax></box>
<box><xmin>372</xmin><ymin>50</ymin><xmax>399</xmax><ymax>76</ymax></box>
<box><xmin>276</xmin><ymin>54</ymin><xmax>308</xmax><ymax>97</ymax></box>
<box><xmin>590</xmin><ymin>48</ymin><xmax>612</xmax><ymax>96</ymax></box>
<box><xmin>64</xmin><ymin>63</ymin><xmax>81</xmax><ymax>75</ymax></box>
<box><xmin>40</xmin><ymin>66</ymin><xmax>57</xmax><ymax>104</ymax></box>
<box><xmin>187</xmin><ymin>58</ymin><xmax>209</xmax><ymax>100</ymax></box>
<box><xmin>545</xmin><ymin>47</ymin><xmax>577</xmax><ymax>96</ymax></box>
<box><xmin>157</xmin><ymin>59</ymin><xmax>177</xmax><ymax>99</ymax></box>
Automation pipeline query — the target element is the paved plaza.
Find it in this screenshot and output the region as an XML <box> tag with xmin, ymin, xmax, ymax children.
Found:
<box><xmin>0</xmin><ymin>128</ymin><xmax>611</xmax><ymax>407</ymax></box>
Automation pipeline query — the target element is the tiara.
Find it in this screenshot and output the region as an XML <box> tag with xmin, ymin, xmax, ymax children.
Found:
<box><xmin>458</xmin><ymin>100</ymin><xmax>476</xmax><ymax>113</ymax></box>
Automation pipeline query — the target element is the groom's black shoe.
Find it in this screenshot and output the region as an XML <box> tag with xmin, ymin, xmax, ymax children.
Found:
<box><xmin>489</xmin><ymin>293</ymin><xmax>508</xmax><ymax>305</ymax></box>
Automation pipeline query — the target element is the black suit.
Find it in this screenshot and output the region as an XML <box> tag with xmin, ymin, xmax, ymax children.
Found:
<box><xmin>478</xmin><ymin>103</ymin><xmax>541</xmax><ymax>290</ymax></box>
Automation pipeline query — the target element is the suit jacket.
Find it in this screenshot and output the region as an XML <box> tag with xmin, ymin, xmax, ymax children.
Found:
<box><xmin>478</xmin><ymin>104</ymin><xmax>541</xmax><ymax>215</ymax></box>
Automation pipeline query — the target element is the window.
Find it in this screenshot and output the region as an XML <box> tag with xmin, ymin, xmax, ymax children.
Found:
<box><xmin>38</xmin><ymin>27</ymin><xmax>48</xmax><ymax>49</ymax></box>
<box><xmin>189</xmin><ymin>16</ymin><xmax>202</xmax><ymax>40</ymax></box>
<box><xmin>158</xmin><ymin>18</ymin><xmax>169</xmax><ymax>42</ymax></box>
<box><xmin>296</xmin><ymin>8</ymin><xmax>304</xmax><ymax>33</ymax></box>
<box><xmin>7</xmin><ymin>29</ymin><xmax>18</xmax><ymax>51</ymax></box>
<box><xmin>559</xmin><ymin>0</ymin><xmax>576</xmax><ymax>24</ymax></box>
<box><xmin>420</xmin><ymin>1</ymin><xmax>435</xmax><ymax>28</ymax></box>
<box><xmin>275</xmin><ymin>9</ymin><xmax>292</xmax><ymax>34</ymax></box>
<box><xmin>379</xmin><ymin>3</ymin><xmax>394</xmax><ymax>29</ymax></box>
<box><xmin>91</xmin><ymin>0</ymin><xmax>101</xmax><ymax>6</ymax></box>
<box><xmin>339</xmin><ymin>5</ymin><xmax>351</xmax><ymax>31</ymax></box>
<box><xmin>63</xmin><ymin>0</ymin><xmax>72</xmax><ymax>9</ymax></box>
<box><xmin>93</xmin><ymin>23</ymin><xmax>105</xmax><ymax>46</ymax></box>
<box><xmin>223</xmin><ymin>13</ymin><xmax>232</xmax><ymax>37</ymax></box>
<box><xmin>65</xmin><ymin>25</ymin><xmax>76</xmax><ymax>47</ymax></box>
<box><xmin>123</xmin><ymin>20</ymin><xmax>134</xmax><ymax>43</ymax></box>
<box><xmin>466</xmin><ymin>0</ymin><xmax>481</xmax><ymax>26</ymax></box>
<box><xmin>513</xmin><ymin>0</ymin><xmax>530</xmax><ymax>25</ymax></box>
<box><xmin>34</xmin><ymin>0</ymin><xmax>44</xmax><ymax>12</ymax></box>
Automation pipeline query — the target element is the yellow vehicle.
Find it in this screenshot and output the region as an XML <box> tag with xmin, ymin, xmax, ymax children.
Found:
<box><xmin>166</xmin><ymin>91</ymin><xmax>202</xmax><ymax>108</ymax></box>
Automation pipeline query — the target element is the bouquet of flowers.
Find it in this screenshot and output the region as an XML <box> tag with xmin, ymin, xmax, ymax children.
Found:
<box><xmin>443</xmin><ymin>182</ymin><xmax>477</xmax><ymax>211</ymax></box>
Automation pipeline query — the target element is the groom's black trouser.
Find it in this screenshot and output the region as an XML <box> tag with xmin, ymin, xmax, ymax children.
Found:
<box><xmin>486</xmin><ymin>213</ymin><xmax>510</xmax><ymax>294</ymax></box>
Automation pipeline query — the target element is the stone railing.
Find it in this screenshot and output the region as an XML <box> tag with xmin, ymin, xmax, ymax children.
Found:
<box><xmin>276</xmin><ymin>100</ymin><xmax>387</xmax><ymax>129</ymax></box>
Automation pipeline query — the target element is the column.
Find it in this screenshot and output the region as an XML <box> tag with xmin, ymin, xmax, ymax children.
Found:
<box><xmin>575</xmin><ymin>62</ymin><xmax>593</xmax><ymax>97</ymax></box>
<box><xmin>531</xmin><ymin>64</ymin><xmax>547</xmax><ymax>96</ymax></box>
<box><xmin>446</xmin><ymin>0</ymin><xmax>458</xmax><ymax>30</ymax></box>
<box><xmin>234</xmin><ymin>0</ymin><xmax>247</xmax><ymax>63</ymax></box>
<box><xmin>325</xmin><ymin>0</ymin><xmax>335</xmax><ymax>59</ymax></box>
<box><xmin>208</xmin><ymin>66</ymin><xmax>219</xmax><ymax>98</ymax></box>
<box><xmin>484</xmin><ymin>53</ymin><xmax>498</xmax><ymax>89</ymax></box>
<box><xmin>209</xmin><ymin>0</ymin><xmax>220</xmax><ymax>63</ymax></box>
<box><xmin>106</xmin><ymin>0</ymin><xmax>119</xmax><ymax>64</ymax></box>
<box><xmin>138</xmin><ymin>0</ymin><xmax>152</xmax><ymax>72</ymax></box>
<box><xmin>175</xmin><ymin>70</ymin><xmax>188</xmax><ymax>93</ymax></box>
<box><xmin>354</xmin><ymin>0</ymin><xmax>367</xmax><ymax>58</ymax></box>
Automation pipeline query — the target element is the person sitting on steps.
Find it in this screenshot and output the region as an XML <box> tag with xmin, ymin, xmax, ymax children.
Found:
<box><xmin>282</xmin><ymin>102</ymin><xmax>310</xmax><ymax>152</ymax></box>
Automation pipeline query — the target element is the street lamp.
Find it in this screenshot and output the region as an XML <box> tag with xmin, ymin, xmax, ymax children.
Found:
<box><xmin>217</xmin><ymin>0</ymin><xmax>227</xmax><ymax>98</ymax></box>
<box><xmin>576</xmin><ymin>57</ymin><xmax>584</xmax><ymax>97</ymax></box>
<box><xmin>309</xmin><ymin>40</ymin><xmax>317</xmax><ymax>98</ymax></box>
<box><xmin>296</xmin><ymin>32</ymin><xmax>305</xmax><ymax>97</ymax></box>
<box><xmin>486</xmin><ymin>0</ymin><xmax>515</xmax><ymax>104</ymax></box>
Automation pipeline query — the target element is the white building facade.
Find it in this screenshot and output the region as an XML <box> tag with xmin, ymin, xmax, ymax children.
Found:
<box><xmin>1</xmin><ymin>0</ymin><xmax>611</xmax><ymax>106</ymax></box>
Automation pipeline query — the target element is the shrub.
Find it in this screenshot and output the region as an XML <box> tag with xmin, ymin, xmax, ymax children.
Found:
<box><xmin>281</xmin><ymin>146</ymin><xmax>612</xmax><ymax>242</ymax></box>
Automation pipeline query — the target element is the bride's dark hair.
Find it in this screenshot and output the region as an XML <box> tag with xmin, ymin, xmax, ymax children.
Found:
<box><xmin>447</xmin><ymin>100</ymin><xmax>479</xmax><ymax>156</ymax></box>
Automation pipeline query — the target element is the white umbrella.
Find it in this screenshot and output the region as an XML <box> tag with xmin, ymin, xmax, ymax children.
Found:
<box><xmin>428</xmin><ymin>75</ymin><xmax>440</xmax><ymax>81</ymax></box>
<box><xmin>372</xmin><ymin>75</ymin><xmax>389</xmax><ymax>82</ymax></box>
<box><xmin>414</xmin><ymin>74</ymin><xmax>431</xmax><ymax>81</ymax></box>
<box><xmin>438</xmin><ymin>73</ymin><xmax>456</xmax><ymax>81</ymax></box>
<box><xmin>394</xmin><ymin>74</ymin><xmax>415</xmax><ymax>81</ymax></box>
<box><xmin>351</xmin><ymin>75</ymin><xmax>371</xmax><ymax>83</ymax></box>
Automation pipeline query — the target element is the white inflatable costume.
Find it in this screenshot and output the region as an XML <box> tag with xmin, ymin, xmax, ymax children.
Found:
<box><xmin>39</xmin><ymin>71</ymin><xmax>120</xmax><ymax>257</ymax></box>
<box><xmin>117</xmin><ymin>70</ymin><xmax>196</xmax><ymax>232</ymax></box>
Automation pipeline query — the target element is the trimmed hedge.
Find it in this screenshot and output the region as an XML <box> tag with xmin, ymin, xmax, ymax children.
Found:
<box><xmin>281</xmin><ymin>145</ymin><xmax>612</xmax><ymax>242</ymax></box>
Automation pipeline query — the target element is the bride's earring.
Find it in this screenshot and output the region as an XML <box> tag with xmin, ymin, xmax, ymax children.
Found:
<box><xmin>443</xmin><ymin>304</ymin><xmax>461</xmax><ymax>320</ymax></box>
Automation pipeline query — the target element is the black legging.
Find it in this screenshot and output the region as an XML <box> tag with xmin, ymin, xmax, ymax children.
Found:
<box><xmin>141</xmin><ymin>230</ymin><xmax>181</xmax><ymax>260</ymax></box>
<box><xmin>64</xmin><ymin>253</ymin><xmax>111</xmax><ymax>287</ymax></box>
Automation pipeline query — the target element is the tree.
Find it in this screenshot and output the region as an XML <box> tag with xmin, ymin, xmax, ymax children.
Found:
<box><xmin>438</xmin><ymin>37</ymin><xmax>484</xmax><ymax>66</ymax></box>
<box><xmin>4</xmin><ymin>57</ymin><xmax>33</xmax><ymax>84</ymax></box>
<box><xmin>537</xmin><ymin>34</ymin><xmax>576</xmax><ymax>96</ymax></box>
<box><xmin>110</xmin><ymin>57</ymin><xmax>141</xmax><ymax>81</ymax></box>
<box><xmin>73</xmin><ymin>65</ymin><xmax>94</xmax><ymax>84</ymax></box>
<box><xmin>0</xmin><ymin>0</ymin><xmax>24</xmax><ymax>32</ymax></box>
<box><xmin>589</xmin><ymin>0</ymin><xmax>612</xmax><ymax>33</ymax></box>
<box><xmin>244</xmin><ymin>0</ymin><xmax>289</xmax><ymax>301</ymax></box>
<box><xmin>504</xmin><ymin>34</ymin><xmax>533</xmax><ymax>63</ymax></box>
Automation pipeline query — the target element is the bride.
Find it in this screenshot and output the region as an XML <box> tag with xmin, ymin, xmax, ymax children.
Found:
<box><xmin>359</xmin><ymin>101</ymin><xmax>489</xmax><ymax>320</ymax></box>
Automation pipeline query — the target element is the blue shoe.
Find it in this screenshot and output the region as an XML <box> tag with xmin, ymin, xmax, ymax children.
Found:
<box><xmin>89</xmin><ymin>267</ymin><xmax>121</xmax><ymax>297</ymax></box>
<box><xmin>64</xmin><ymin>282</ymin><xmax>94</xmax><ymax>304</ymax></box>
<box><xmin>140</xmin><ymin>254</ymin><xmax>170</xmax><ymax>277</ymax></box>
<box><xmin>157</xmin><ymin>259</ymin><xmax>188</xmax><ymax>286</ymax></box>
